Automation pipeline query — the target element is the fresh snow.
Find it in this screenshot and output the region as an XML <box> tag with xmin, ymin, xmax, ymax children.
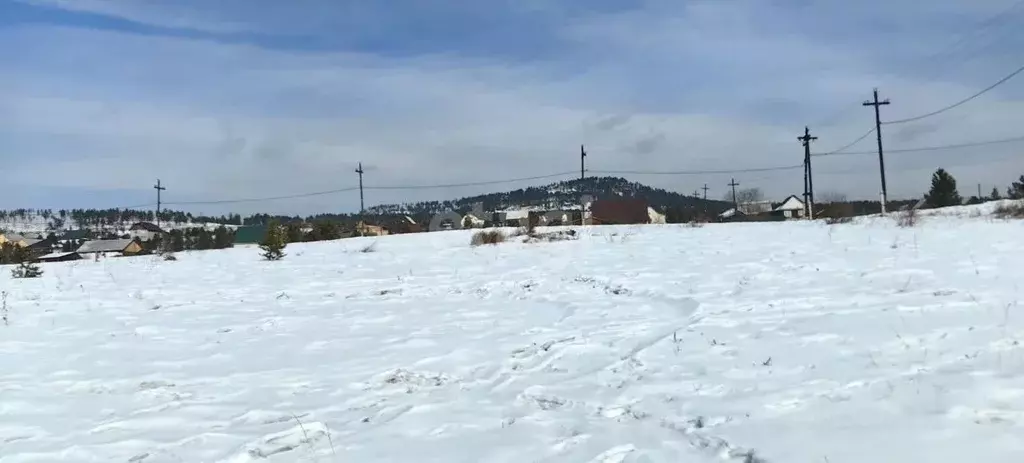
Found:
<box><xmin>1</xmin><ymin>210</ymin><xmax>1023</xmax><ymax>462</ymax></box>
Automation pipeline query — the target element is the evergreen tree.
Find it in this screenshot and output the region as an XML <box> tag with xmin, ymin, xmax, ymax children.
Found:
<box><xmin>213</xmin><ymin>226</ymin><xmax>233</xmax><ymax>249</ymax></box>
<box><xmin>991</xmin><ymin>187</ymin><xmax>1002</xmax><ymax>200</ymax></box>
<box><xmin>11</xmin><ymin>246</ymin><xmax>42</xmax><ymax>278</ymax></box>
<box><xmin>285</xmin><ymin>223</ymin><xmax>305</xmax><ymax>243</ymax></box>
<box><xmin>170</xmin><ymin>229</ymin><xmax>186</xmax><ymax>252</ymax></box>
<box><xmin>1008</xmin><ymin>175</ymin><xmax>1024</xmax><ymax>200</ymax></box>
<box><xmin>924</xmin><ymin>168</ymin><xmax>962</xmax><ymax>208</ymax></box>
<box><xmin>259</xmin><ymin>220</ymin><xmax>287</xmax><ymax>261</ymax></box>
<box><xmin>196</xmin><ymin>228</ymin><xmax>213</xmax><ymax>250</ymax></box>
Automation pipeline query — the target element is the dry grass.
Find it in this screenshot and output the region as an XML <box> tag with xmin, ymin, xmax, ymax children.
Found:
<box><xmin>896</xmin><ymin>207</ymin><xmax>918</xmax><ymax>228</ymax></box>
<box><xmin>471</xmin><ymin>229</ymin><xmax>507</xmax><ymax>246</ymax></box>
<box><xmin>994</xmin><ymin>201</ymin><xmax>1024</xmax><ymax>219</ymax></box>
<box><xmin>522</xmin><ymin>229</ymin><xmax>578</xmax><ymax>243</ymax></box>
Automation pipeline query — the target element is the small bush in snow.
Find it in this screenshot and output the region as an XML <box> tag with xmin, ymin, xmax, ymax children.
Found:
<box><xmin>896</xmin><ymin>207</ymin><xmax>918</xmax><ymax>228</ymax></box>
<box><xmin>162</xmin><ymin>253</ymin><xmax>178</xmax><ymax>261</ymax></box>
<box><xmin>360</xmin><ymin>242</ymin><xmax>378</xmax><ymax>253</ymax></box>
<box><xmin>471</xmin><ymin>230</ymin><xmax>506</xmax><ymax>246</ymax></box>
<box><xmin>994</xmin><ymin>201</ymin><xmax>1024</xmax><ymax>219</ymax></box>
<box><xmin>523</xmin><ymin>229</ymin><xmax>578</xmax><ymax>243</ymax></box>
<box><xmin>10</xmin><ymin>247</ymin><xmax>42</xmax><ymax>279</ymax></box>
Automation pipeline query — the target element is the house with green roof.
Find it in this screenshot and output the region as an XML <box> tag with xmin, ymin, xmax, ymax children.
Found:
<box><xmin>233</xmin><ymin>225</ymin><xmax>268</xmax><ymax>245</ymax></box>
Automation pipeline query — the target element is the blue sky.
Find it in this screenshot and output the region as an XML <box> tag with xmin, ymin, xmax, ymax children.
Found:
<box><xmin>1</xmin><ymin>0</ymin><xmax>1023</xmax><ymax>215</ymax></box>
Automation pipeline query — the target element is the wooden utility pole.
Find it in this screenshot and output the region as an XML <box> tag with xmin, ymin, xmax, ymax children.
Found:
<box><xmin>580</xmin><ymin>145</ymin><xmax>587</xmax><ymax>180</ymax></box>
<box><xmin>580</xmin><ymin>145</ymin><xmax>587</xmax><ymax>226</ymax></box>
<box><xmin>355</xmin><ymin>162</ymin><xmax>365</xmax><ymax>214</ymax></box>
<box><xmin>798</xmin><ymin>126</ymin><xmax>818</xmax><ymax>219</ymax></box>
<box><xmin>153</xmin><ymin>179</ymin><xmax>166</xmax><ymax>227</ymax></box>
<box><xmin>728</xmin><ymin>178</ymin><xmax>740</xmax><ymax>213</ymax></box>
<box><xmin>863</xmin><ymin>88</ymin><xmax>891</xmax><ymax>213</ymax></box>
<box><xmin>701</xmin><ymin>184</ymin><xmax>709</xmax><ymax>200</ymax></box>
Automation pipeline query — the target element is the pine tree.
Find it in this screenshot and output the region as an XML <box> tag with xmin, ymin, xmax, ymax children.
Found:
<box><xmin>991</xmin><ymin>187</ymin><xmax>1002</xmax><ymax>200</ymax></box>
<box><xmin>11</xmin><ymin>246</ymin><xmax>42</xmax><ymax>278</ymax></box>
<box><xmin>213</xmin><ymin>225</ymin><xmax>232</xmax><ymax>249</ymax></box>
<box><xmin>924</xmin><ymin>168</ymin><xmax>962</xmax><ymax>208</ymax></box>
<box><xmin>1008</xmin><ymin>175</ymin><xmax>1024</xmax><ymax>200</ymax></box>
<box><xmin>259</xmin><ymin>220</ymin><xmax>287</xmax><ymax>261</ymax></box>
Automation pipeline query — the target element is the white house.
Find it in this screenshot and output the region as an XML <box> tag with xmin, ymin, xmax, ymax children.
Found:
<box><xmin>773</xmin><ymin>195</ymin><xmax>806</xmax><ymax>219</ymax></box>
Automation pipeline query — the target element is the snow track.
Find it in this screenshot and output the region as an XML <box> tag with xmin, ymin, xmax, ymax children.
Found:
<box><xmin>2</xmin><ymin>214</ymin><xmax>1023</xmax><ymax>461</ymax></box>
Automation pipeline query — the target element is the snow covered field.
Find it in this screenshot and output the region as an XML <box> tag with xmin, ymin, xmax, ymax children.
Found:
<box><xmin>2</xmin><ymin>211</ymin><xmax>1023</xmax><ymax>462</ymax></box>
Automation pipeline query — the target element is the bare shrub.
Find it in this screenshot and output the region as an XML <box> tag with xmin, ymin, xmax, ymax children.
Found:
<box><xmin>685</xmin><ymin>220</ymin><xmax>705</xmax><ymax>228</ymax></box>
<box><xmin>523</xmin><ymin>229</ymin><xmax>578</xmax><ymax>243</ymax></box>
<box><xmin>896</xmin><ymin>207</ymin><xmax>918</xmax><ymax>228</ymax></box>
<box><xmin>471</xmin><ymin>230</ymin><xmax>506</xmax><ymax>246</ymax></box>
<box><xmin>994</xmin><ymin>201</ymin><xmax>1024</xmax><ymax>219</ymax></box>
<box><xmin>162</xmin><ymin>253</ymin><xmax>178</xmax><ymax>261</ymax></box>
<box><xmin>360</xmin><ymin>242</ymin><xmax>378</xmax><ymax>253</ymax></box>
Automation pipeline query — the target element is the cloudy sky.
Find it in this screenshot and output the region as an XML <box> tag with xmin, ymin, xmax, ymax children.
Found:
<box><xmin>1</xmin><ymin>0</ymin><xmax>1023</xmax><ymax>215</ymax></box>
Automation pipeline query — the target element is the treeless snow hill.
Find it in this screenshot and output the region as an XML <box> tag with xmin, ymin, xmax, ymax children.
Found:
<box><xmin>1</xmin><ymin>207</ymin><xmax>1022</xmax><ymax>462</ymax></box>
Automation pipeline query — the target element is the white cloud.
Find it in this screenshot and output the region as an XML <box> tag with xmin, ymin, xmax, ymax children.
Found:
<box><xmin>2</xmin><ymin>1</ymin><xmax>1023</xmax><ymax>214</ymax></box>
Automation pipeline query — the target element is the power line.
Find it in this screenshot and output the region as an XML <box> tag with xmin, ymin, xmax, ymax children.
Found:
<box><xmin>814</xmin><ymin>133</ymin><xmax>1024</xmax><ymax>156</ymax></box>
<box><xmin>160</xmin><ymin>172</ymin><xmax>580</xmax><ymax>206</ymax></box>
<box><xmin>912</xmin><ymin>0</ymin><xmax>1024</xmax><ymax>82</ymax></box>
<box><xmin>816</xmin><ymin>127</ymin><xmax>876</xmax><ymax>155</ymax></box>
<box><xmin>589</xmin><ymin>165</ymin><xmax>803</xmax><ymax>176</ymax></box>
<box><xmin>362</xmin><ymin>171</ymin><xmax>579</xmax><ymax>190</ymax></box>
<box><xmin>164</xmin><ymin>187</ymin><xmax>361</xmax><ymax>206</ymax></box>
<box><xmin>884</xmin><ymin>62</ymin><xmax>1024</xmax><ymax>125</ymax></box>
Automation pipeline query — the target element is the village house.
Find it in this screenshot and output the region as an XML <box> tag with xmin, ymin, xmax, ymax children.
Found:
<box><xmin>354</xmin><ymin>221</ymin><xmax>388</xmax><ymax>237</ymax></box>
<box><xmin>129</xmin><ymin>221</ymin><xmax>168</xmax><ymax>242</ymax></box>
<box><xmin>0</xmin><ymin>232</ymin><xmax>28</xmax><ymax>247</ymax></box>
<box><xmin>233</xmin><ymin>225</ymin><xmax>268</xmax><ymax>245</ymax></box>
<box><xmin>772</xmin><ymin>195</ymin><xmax>807</xmax><ymax>219</ymax></box>
<box><xmin>492</xmin><ymin>209</ymin><xmax>531</xmax><ymax>227</ymax></box>
<box><xmin>36</xmin><ymin>251</ymin><xmax>83</xmax><ymax>263</ymax></box>
<box><xmin>385</xmin><ymin>215</ymin><xmax>422</xmax><ymax>234</ymax></box>
<box><xmin>75</xmin><ymin>238</ymin><xmax>143</xmax><ymax>257</ymax></box>
<box><xmin>590</xmin><ymin>198</ymin><xmax>652</xmax><ymax>225</ymax></box>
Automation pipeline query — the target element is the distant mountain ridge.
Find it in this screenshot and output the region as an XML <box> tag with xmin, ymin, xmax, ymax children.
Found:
<box><xmin>0</xmin><ymin>177</ymin><xmax>730</xmax><ymax>231</ymax></box>
<box><xmin>367</xmin><ymin>176</ymin><xmax>731</xmax><ymax>216</ymax></box>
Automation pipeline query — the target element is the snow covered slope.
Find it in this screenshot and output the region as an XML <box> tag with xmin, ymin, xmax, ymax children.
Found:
<box><xmin>1</xmin><ymin>214</ymin><xmax>1022</xmax><ymax>462</ymax></box>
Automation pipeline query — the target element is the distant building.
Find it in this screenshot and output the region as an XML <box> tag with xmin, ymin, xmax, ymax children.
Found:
<box><xmin>76</xmin><ymin>239</ymin><xmax>143</xmax><ymax>257</ymax></box>
<box><xmin>0</xmin><ymin>233</ymin><xmax>27</xmax><ymax>247</ymax></box>
<box><xmin>590</xmin><ymin>199</ymin><xmax>651</xmax><ymax>225</ymax></box>
<box><xmin>129</xmin><ymin>222</ymin><xmax>168</xmax><ymax>241</ymax></box>
<box><xmin>772</xmin><ymin>195</ymin><xmax>806</xmax><ymax>219</ymax></box>
<box><xmin>234</xmin><ymin>225</ymin><xmax>268</xmax><ymax>245</ymax></box>
<box><xmin>386</xmin><ymin>216</ymin><xmax>422</xmax><ymax>234</ymax></box>
<box><xmin>355</xmin><ymin>221</ymin><xmax>388</xmax><ymax>237</ymax></box>
<box><xmin>60</xmin><ymin>229</ymin><xmax>93</xmax><ymax>242</ymax></box>
<box><xmin>36</xmin><ymin>251</ymin><xmax>83</xmax><ymax>263</ymax></box>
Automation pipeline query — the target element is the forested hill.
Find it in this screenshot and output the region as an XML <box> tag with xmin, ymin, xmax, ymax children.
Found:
<box><xmin>367</xmin><ymin>176</ymin><xmax>731</xmax><ymax>216</ymax></box>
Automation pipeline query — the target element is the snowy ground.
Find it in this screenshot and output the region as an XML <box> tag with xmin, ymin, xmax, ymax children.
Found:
<box><xmin>1</xmin><ymin>210</ymin><xmax>1023</xmax><ymax>462</ymax></box>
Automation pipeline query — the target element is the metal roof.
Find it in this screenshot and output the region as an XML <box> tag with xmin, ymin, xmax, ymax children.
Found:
<box><xmin>76</xmin><ymin>239</ymin><xmax>135</xmax><ymax>253</ymax></box>
<box><xmin>37</xmin><ymin>251</ymin><xmax>80</xmax><ymax>260</ymax></box>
